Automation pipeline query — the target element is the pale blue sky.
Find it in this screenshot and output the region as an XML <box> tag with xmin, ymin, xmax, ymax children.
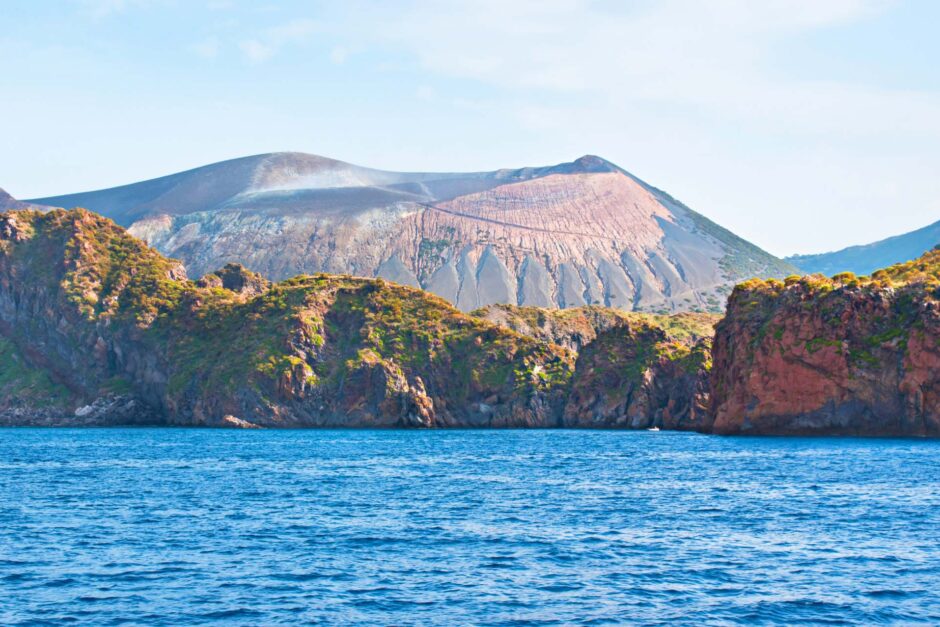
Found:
<box><xmin>2</xmin><ymin>0</ymin><xmax>938</xmax><ymax>256</ymax></box>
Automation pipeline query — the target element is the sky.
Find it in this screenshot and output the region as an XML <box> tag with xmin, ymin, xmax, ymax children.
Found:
<box><xmin>1</xmin><ymin>0</ymin><xmax>938</xmax><ymax>256</ymax></box>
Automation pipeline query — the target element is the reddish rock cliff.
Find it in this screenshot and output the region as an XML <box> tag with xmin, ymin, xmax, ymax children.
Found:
<box><xmin>710</xmin><ymin>258</ymin><xmax>940</xmax><ymax>435</ymax></box>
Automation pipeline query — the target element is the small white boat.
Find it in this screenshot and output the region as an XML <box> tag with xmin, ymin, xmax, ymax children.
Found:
<box><xmin>647</xmin><ymin>426</ymin><xmax>660</xmax><ymax>432</ymax></box>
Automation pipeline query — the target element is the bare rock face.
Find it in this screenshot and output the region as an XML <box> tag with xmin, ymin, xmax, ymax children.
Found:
<box><xmin>0</xmin><ymin>213</ymin><xmax>26</xmax><ymax>241</ymax></box>
<box><xmin>70</xmin><ymin>395</ymin><xmax>161</xmax><ymax>426</ymax></box>
<box><xmin>30</xmin><ymin>152</ymin><xmax>796</xmax><ymax>313</ymax></box>
<box><xmin>710</xmin><ymin>270</ymin><xmax>940</xmax><ymax>436</ymax></box>
<box><xmin>197</xmin><ymin>263</ymin><xmax>269</xmax><ymax>296</ymax></box>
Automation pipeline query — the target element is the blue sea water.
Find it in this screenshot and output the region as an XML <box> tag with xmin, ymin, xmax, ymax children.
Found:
<box><xmin>1</xmin><ymin>430</ymin><xmax>939</xmax><ymax>626</ymax></box>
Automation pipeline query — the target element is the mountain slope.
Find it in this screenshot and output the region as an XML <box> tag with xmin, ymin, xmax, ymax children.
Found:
<box><xmin>0</xmin><ymin>188</ymin><xmax>53</xmax><ymax>212</ymax></box>
<box><xmin>787</xmin><ymin>219</ymin><xmax>940</xmax><ymax>276</ymax></box>
<box><xmin>30</xmin><ymin>152</ymin><xmax>797</xmax><ymax>312</ymax></box>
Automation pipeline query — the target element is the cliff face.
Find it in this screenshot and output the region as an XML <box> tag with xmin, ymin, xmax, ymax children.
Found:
<box><xmin>4</xmin><ymin>207</ymin><xmax>937</xmax><ymax>436</ymax></box>
<box><xmin>0</xmin><ymin>210</ymin><xmax>181</xmax><ymax>424</ymax></box>
<box><xmin>710</xmin><ymin>255</ymin><xmax>940</xmax><ymax>435</ymax></box>
<box><xmin>0</xmin><ymin>209</ymin><xmax>573</xmax><ymax>427</ymax></box>
<box><xmin>0</xmin><ymin>336</ymin><xmax>73</xmax><ymax>425</ymax></box>
<box><xmin>0</xmin><ymin>210</ymin><xmax>718</xmax><ymax>430</ymax></box>
<box><xmin>562</xmin><ymin>323</ymin><xmax>712</xmax><ymax>431</ymax></box>
<box><xmin>29</xmin><ymin>152</ymin><xmax>797</xmax><ymax>313</ymax></box>
<box><xmin>474</xmin><ymin>305</ymin><xmax>717</xmax><ymax>430</ymax></box>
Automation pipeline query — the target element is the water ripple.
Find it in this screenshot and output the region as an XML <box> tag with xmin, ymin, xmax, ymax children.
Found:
<box><xmin>0</xmin><ymin>428</ymin><xmax>939</xmax><ymax>625</ymax></box>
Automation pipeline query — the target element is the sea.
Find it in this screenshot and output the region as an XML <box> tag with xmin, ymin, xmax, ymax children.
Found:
<box><xmin>1</xmin><ymin>428</ymin><xmax>938</xmax><ymax>625</ymax></box>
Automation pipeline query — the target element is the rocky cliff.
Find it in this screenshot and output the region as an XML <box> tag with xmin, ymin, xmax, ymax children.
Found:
<box><xmin>710</xmin><ymin>251</ymin><xmax>940</xmax><ymax>435</ymax></box>
<box><xmin>0</xmin><ymin>208</ymin><xmax>724</xmax><ymax>429</ymax></box>
<box><xmin>0</xmin><ymin>209</ymin><xmax>574</xmax><ymax>427</ymax></box>
<box><xmin>2</xmin><ymin>207</ymin><xmax>936</xmax><ymax>436</ymax></box>
<box><xmin>28</xmin><ymin>152</ymin><xmax>797</xmax><ymax>313</ymax></box>
<box><xmin>474</xmin><ymin>305</ymin><xmax>717</xmax><ymax>430</ymax></box>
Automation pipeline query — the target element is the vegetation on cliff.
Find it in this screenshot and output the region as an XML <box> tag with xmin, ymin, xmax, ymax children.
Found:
<box><xmin>473</xmin><ymin>304</ymin><xmax>717</xmax><ymax>429</ymax></box>
<box><xmin>0</xmin><ymin>208</ymin><xmax>716</xmax><ymax>429</ymax></box>
<box><xmin>472</xmin><ymin>304</ymin><xmax>717</xmax><ymax>351</ymax></box>
<box><xmin>2</xmin><ymin>206</ymin><xmax>934</xmax><ymax>435</ymax></box>
<box><xmin>0</xmin><ymin>337</ymin><xmax>72</xmax><ymax>410</ymax></box>
<box><xmin>710</xmin><ymin>246</ymin><xmax>940</xmax><ymax>435</ymax></box>
<box><xmin>0</xmin><ymin>209</ymin><xmax>574</xmax><ymax>427</ymax></box>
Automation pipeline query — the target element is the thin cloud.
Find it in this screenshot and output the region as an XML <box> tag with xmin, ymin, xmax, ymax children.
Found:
<box><xmin>239</xmin><ymin>40</ymin><xmax>274</xmax><ymax>63</ymax></box>
<box><xmin>328</xmin><ymin>0</ymin><xmax>937</xmax><ymax>253</ymax></box>
<box><xmin>330</xmin><ymin>46</ymin><xmax>349</xmax><ymax>64</ymax></box>
<box><xmin>191</xmin><ymin>37</ymin><xmax>221</xmax><ymax>60</ymax></box>
<box><xmin>239</xmin><ymin>18</ymin><xmax>320</xmax><ymax>63</ymax></box>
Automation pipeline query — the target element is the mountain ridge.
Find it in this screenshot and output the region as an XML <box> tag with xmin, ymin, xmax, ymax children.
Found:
<box><xmin>0</xmin><ymin>188</ymin><xmax>52</xmax><ymax>212</ymax></box>
<box><xmin>26</xmin><ymin>152</ymin><xmax>798</xmax><ymax>312</ymax></box>
<box><xmin>787</xmin><ymin>218</ymin><xmax>940</xmax><ymax>276</ymax></box>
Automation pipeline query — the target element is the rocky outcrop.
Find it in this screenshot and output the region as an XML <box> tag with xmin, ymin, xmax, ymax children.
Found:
<box><xmin>3</xmin><ymin>206</ymin><xmax>936</xmax><ymax>436</ymax></box>
<box><xmin>0</xmin><ymin>335</ymin><xmax>159</xmax><ymax>426</ymax></box>
<box><xmin>0</xmin><ymin>335</ymin><xmax>74</xmax><ymax>426</ymax></box>
<box><xmin>474</xmin><ymin>304</ymin><xmax>717</xmax><ymax>352</ymax></box>
<box><xmin>474</xmin><ymin>304</ymin><xmax>717</xmax><ymax>430</ymax></box>
<box><xmin>0</xmin><ymin>208</ymin><xmax>574</xmax><ymax>428</ymax></box>
<box><xmin>29</xmin><ymin>152</ymin><xmax>797</xmax><ymax>313</ymax></box>
<box><xmin>474</xmin><ymin>304</ymin><xmax>637</xmax><ymax>352</ymax></box>
<box><xmin>562</xmin><ymin>323</ymin><xmax>712</xmax><ymax>431</ymax></box>
<box><xmin>0</xmin><ymin>208</ymin><xmax>718</xmax><ymax>431</ymax></box>
<box><xmin>197</xmin><ymin>263</ymin><xmax>270</xmax><ymax>296</ymax></box>
<box><xmin>710</xmin><ymin>260</ymin><xmax>940</xmax><ymax>436</ymax></box>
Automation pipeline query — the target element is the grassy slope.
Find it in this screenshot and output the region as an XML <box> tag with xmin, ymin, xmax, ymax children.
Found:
<box><xmin>163</xmin><ymin>275</ymin><xmax>574</xmax><ymax>407</ymax></box>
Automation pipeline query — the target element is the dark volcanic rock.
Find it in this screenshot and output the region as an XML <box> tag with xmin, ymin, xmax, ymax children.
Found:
<box><xmin>562</xmin><ymin>323</ymin><xmax>711</xmax><ymax>431</ymax></box>
<box><xmin>198</xmin><ymin>263</ymin><xmax>269</xmax><ymax>296</ymax></box>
